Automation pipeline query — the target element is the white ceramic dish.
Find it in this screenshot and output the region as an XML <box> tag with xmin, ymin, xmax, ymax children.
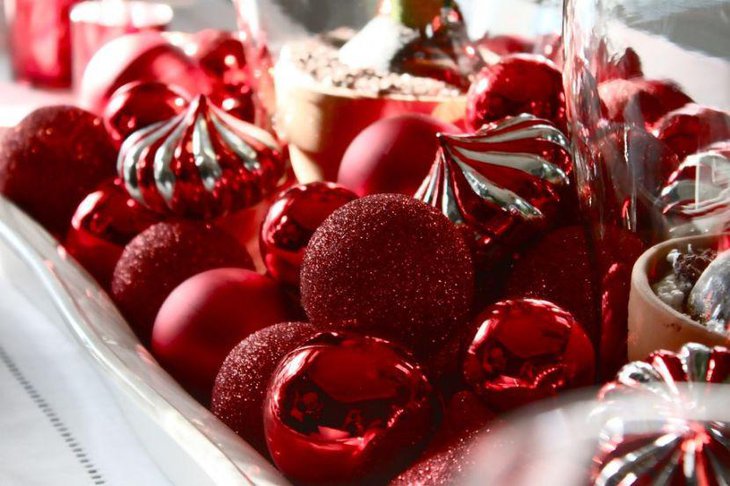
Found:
<box><xmin>0</xmin><ymin>195</ymin><xmax>288</xmax><ymax>486</ymax></box>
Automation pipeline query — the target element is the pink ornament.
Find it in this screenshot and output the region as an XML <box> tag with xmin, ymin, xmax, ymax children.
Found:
<box><xmin>118</xmin><ymin>95</ymin><xmax>286</xmax><ymax>219</ymax></box>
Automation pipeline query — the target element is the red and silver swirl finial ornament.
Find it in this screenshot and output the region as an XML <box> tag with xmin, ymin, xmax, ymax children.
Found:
<box><xmin>118</xmin><ymin>95</ymin><xmax>286</xmax><ymax>219</ymax></box>
<box><xmin>415</xmin><ymin>114</ymin><xmax>572</xmax><ymax>262</ymax></box>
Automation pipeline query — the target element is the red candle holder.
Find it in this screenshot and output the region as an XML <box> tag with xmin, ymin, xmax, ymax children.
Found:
<box><xmin>4</xmin><ymin>0</ymin><xmax>81</xmax><ymax>88</ymax></box>
<box><xmin>70</xmin><ymin>1</ymin><xmax>173</xmax><ymax>89</ymax></box>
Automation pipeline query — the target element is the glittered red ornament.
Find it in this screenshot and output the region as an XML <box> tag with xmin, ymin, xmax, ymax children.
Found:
<box><xmin>118</xmin><ymin>95</ymin><xmax>286</xmax><ymax>219</ymax></box>
<box><xmin>416</xmin><ymin>115</ymin><xmax>572</xmax><ymax>265</ymax></box>
<box><xmin>79</xmin><ymin>31</ymin><xmax>209</xmax><ymax>116</ymax></box>
<box><xmin>111</xmin><ymin>221</ymin><xmax>253</xmax><ymax>341</ymax></box>
<box><xmin>598</xmin><ymin>78</ymin><xmax>692</xmax><ymax>129</ymax></box>
<box><xmin>263</xmin><ymin>332</ymin><xmax>441</xmax><ymax>484</ymax></box>
<box><xmin>260</xmin><ymin>182</ymin><xmax>357</xmax><ymax>287</ymax></box>
<box><xmin>466</xmin><ymin>54</ymin><xmax>566</xmax><ymax>133</ymax></box>
<box><xmin>0</xmin><ymin>106</ymin><xmax>116</xmax><ymax>236</ymax></box>
<box><xmin>103</xmin><ymin>81</ymin><xmax>189</xmax><ymax>145</ymax></box>
<box><xmin>463</xmin><ymin>298</ymin><xmax>595</xmax><ymax>411</ymax></box>
<box><xmin>152</xmin><ymin>268</ymin><xmax>295</xmax><ymax>401</ymax></box>
<box><xmin>65</xmin><ymin>179</ymin><xmax>160</xmax><ymax>287</ymax></box>
<box><xmin>212</xmin><ymin>322</ymin><xmax>319</xmax><ymax>455</ymax></box>
<box><xmin>653</xmin><ymin>103</ymin><xmax>730</xmax><ymax>161</ymax></box>
<box><xmin>300</xmin><ymin>194</ymin><xmax>474</xmax><ymax>356</ymax></box>
<box><xmin>337</xmin><ymin>114</ymin><xmax>458</xmax><ymax>197</ymax></box>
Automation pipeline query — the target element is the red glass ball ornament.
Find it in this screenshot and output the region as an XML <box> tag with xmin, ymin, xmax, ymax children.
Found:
<box><xmin>416</xmin><ymin>114</ymin><xmax>572</xmax><ymax>265</ymax></box>
<box><xmin>111</xmin><ymin>221</ymin><xmax>253</xmax><ymax>342</ymax></box>
<box><xmin>462</xmin><ymin>298</ymin><xmax>595</xmax><ymax>411</ymax></box>
<box><xmin>152</xmin><ymin>268</ymin><xmax>295</xmax><ymax>401</ymax></box>
<box><xmin>103</xmin><ymin>81</ymin><xmax>188</xmax><ymax>145</ymax></box>
<box><xmin>260</xmin><ymin>182</ymin><xmax>358</xmax><ymax>287</ymax></box>
<box><xmin>653</xmin><ymin>103</ymin><xmax>730</xmax><ymax>161</ymax></box>
<box><xmin>300</xmin><ymin>194</ymin><xmax>474</xmax><ymax>356</ymax></box>
<box><xmin>65</xmin><ymin>179</ymin><xmax>160</xmax><ymax>288</ymax></box>
<box><xmin>0</xmin><ymin>106</ymin><xmax>116</xmax><ymax>237</ymax></box>
<box><xmin>337</xmin><ymin>114</ymin><xmax>459</xmax><ymax>197</ymax></box>
<box><xmin>118</xmin><ymin>95</ymin><xmax>287</xmax><ymax>219</ymax></box>
<box><xmin>212</xmin><ymin>322</ymin><xmax>320</xmax><ymax>455</ymax></box>
<box><xmin>263</xmin><ymin>332</ymin><xmax>441</xmax><ymax>484</ymax></box>
<box><xmin>466</xmin><ymin>54</ymin><xmax>566</xmax><ymax>133</ymax></box>
<box><xmin>79</xmin><ymin>31</ymin><xmax>209</xmax><ymax>116</ymax></box>
<box><xmin>598</xmin><ymin>78</ymin><xmax>692</xmax><ymax>129</ymax></box>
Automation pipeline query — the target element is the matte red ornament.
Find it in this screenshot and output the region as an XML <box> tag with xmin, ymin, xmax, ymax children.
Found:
<box><xmin>79</xmin><ymin>31</ymin><xmax>208</xmax><ymax>116</ymax></box>
<box><xmin>118</xmin><ymin>95</ymin><xmax>286</xmax><ymax>219</ymax></box>
<box><xmin>300</xmin><ymin>194</ymin><xmax>474</xmax><ymax>356</ymax></box>
<box><xmin>598</xmin><ymin>78</ymin><xmax>692</xmax><ymax>129</ymax></box>
<box><xmin>263</xmin><ymin>332</ymin><xmax>441</xmax><ymax>484</ymax></box>
<box><xmin>103</xmin><ymin>81</ymin><xmax>189</xmax><ymax>145</ymax></box>
<box><xmin>111</xmin><ymin>221</ymin><xmax>253</xmax><ymax>341</ymax></box>
<box><xmin>415</xmin><ymin>114</ymin><xmax>572</xmax><ymax>264</ymax></box>
<box><xmin>212</xmin><ymin>322</ymin><xmax>319</xmax><ymax>456</ymax></box>
<box><xmin>462</xmin><ymin>298</ymin><xmax>595</xmax><ymax>411</ymax></box>
<box><xmin>466</xmin><ymin>54</ymin><xmax>566</xmax><ymax>133</ymax></box>
<box><xmin>260</xmin><ymin>182</ymin><xmax>357</xmax><ymax>287</ymax></box>
<box><xmin>653</xmin><ymin>103</ymin><xmax>730</xmax><ymax>161</ymax></box>
<box><xmin>65</xmin><ymin>179</ymin><xmax>160</xmax><ymax>287</ymax></box>
<box><xmin>337</xmin><ymin>114</ymin><xmax>459</xmax><ymax>197</ymax></box>
<box><xmin>0</xmin><ymin>106</ymin><xmax>116</xmax><ymax>236</ymax></box>
<box><xmin>151</xmin><ymin>268</ymin><xmax>295</xmax><ymax>402</ymax></box>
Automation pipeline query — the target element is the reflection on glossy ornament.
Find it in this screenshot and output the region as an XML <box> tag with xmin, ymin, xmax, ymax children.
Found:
<box><xmin>687</xmin><ymin>250</ymin><xmax>729</xmax><ymax>334</ymax></box>
<box><xmin>260</xmin><ymin>182</ymin><xmax>357</xmax><ymax>287</ymax></box>
<box><xmin>463</xmin><ymin>298</ymin><xmax>595</xmax><ymax>412</ymax></box>
<box><xmin>103</xmin><ymin>81</ymin><xmax>189</xmax><ymax>145</ymax></box>
<box><xmin>415</xmin><ymin>114</ymin><xmax>571</xmax><ymax>263</ymax></box>
<box><xmin>118</xmin><ymin>95</ymin><xmax>286</xmax><ymax>219</ymax></box>
<box><xmin>264</xmin><ymin>332</ymin><xmax>441</xmax><ymax>484</ymax></box>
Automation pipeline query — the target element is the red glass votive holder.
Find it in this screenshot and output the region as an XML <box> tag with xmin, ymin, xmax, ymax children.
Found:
<box><xmin>70</xmin><ymin>1</ymin><xmax>173</xmax><ymax>89</ymax></box>
<box><xmin>4</xmin><ymin>0</ymin><xmax>81</xmax><ymax>89</ymax></box>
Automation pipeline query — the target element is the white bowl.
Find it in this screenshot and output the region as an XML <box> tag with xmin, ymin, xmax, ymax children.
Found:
<box><xmin>0</xmin><ymin>195</ymin><xmax>288</xmax><ymax>486</ymax></box>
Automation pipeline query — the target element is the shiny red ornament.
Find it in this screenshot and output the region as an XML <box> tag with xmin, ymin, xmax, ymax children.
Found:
<box><xmin>594</xmin><ymin>41</ymin><xmax>643</xmax><ymax>83</ymax></box>
<box><xmin>118</xmin><ymin>95</ymin><xmax>286</xmax><ymax>219</ymax></box>
<box><xmin>415</xmin><ymin>114</ymin><xmax>572</xmax><ymax>264</ymax></box>
<box><xmin>260</xmin><ymin>182</ymin><xmax>357</xmax><ymax>287</ymax></box>
<box><xmin>263</xmin><ymin>332</ymin><xmax>441</xmax><ymax>484</ymax></box>
<box><xmin>151</xmin><ymin>268</ymin><xmax>295</xmax><ymax>401</ymax></box>
<box><xmin>598</xmin><ymin>78</ymin><xmax>692</xmax><ymax>129</ymax></box>
<box><xmin>212</xmin><ymin>322</ymin><xmax>319</xmax><ymax>456</ymax></box>
<box><xmin>103</xmin><ymin>81</ymin><xmax>188</xmax><ymax>145</ymax></box>
<box><xmin>111</xmin><ymin>221</ymin><xmax>253</xmax><ymax>341</ymax></box>
<box><xmin>653</xmin><ymin>103</ymin><xmax>730</xmax><ymax>161</ymax></box>
<box><xmin>300</xmin><ymin>194</ymin><xmax>474</xmax><ymax>356</ymax></box>
<box><xmin>65</xmin><ymin>179</ymin><xmax>160</xmax><ymax>287</ymax></box>
<box><xmin>0</xmin><ymin>106</ymin><xmax>116</xmax><ymax>237</ymax></box>
<box><xmin>462</xmin><ymin>298</ymin><xmax>595</xmax><ymax>411</ymax></box>
<box><xmin>337</xmin><ymin>114</ymin><xmax>458</xmax><ymax>197</ymax></box>
<box><xmin>79</xmin><ymin>31</ymin><xmax>208</xmax><ymax>116</ymax></box>
<box><xmin>466</xmin><ymin>54</ymin><xmax>566</xmax><ymax>133</ymax></box>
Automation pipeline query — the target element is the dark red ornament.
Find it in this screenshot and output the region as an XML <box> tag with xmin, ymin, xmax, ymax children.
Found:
<box><xmin>462</xmin><ymin>298</ymin><xmax>595</xmax><ymax>411</ymax></box>
<box><xmin>260</xmin><ymin>182</ymin><xmax>357</xmax><ymax>287</ymax></box>
<box><xmin>103</xmin><ymin>81</ymin><xmax>189</xmax><ymax>145</ymax></box>
<box><xmin>653</xmin><ymin>103</ymin><xmax>730</xmax><ymax>161</ymax></box>
<box><xmin>337</xmin><ymin>114</ymin><xmax>459</xmax><ymax>197</ymax></box>
<box><xmin>212</xmin><ymin>322</ymin><xmax>319</xmax><ymax>456</ymax></box>
<box><xmin>151</xmin><ymin>268</ymin><xmax>295</xmax><ymax>402</ymax></box>
<box><xmin>263</xmin><ymin>332</ymin><xmax>441</xmax><ymax>484</ymax></box>
<box><xmin>118</xmin><ymin>95</ymin><xmax>286</xmax><ymax>219</ymax></box>
<box><xmin>466</xmin><ymin>54</ymin><xmax>566</xmax><ymax>133</ymax></box>
<box><xmin>65</xmin><ymin>179</ymin><xmax>160</xmax><ymax>287</ymax></box>
<box><xmin>111</xmin><ymin>221</ymin><xmax>253</xmax><ymax>341</ymax></box>
<box><xmin>0</xmin><ymin>106</ymin><xmax>116</xmax><ymax>236</ymax></box>
<box><xmin>416</xmin><ymin>114</ymin><xmax>572</xmax><ymax>265</ymax></box>
<box><xmin>300</xmin><ymin>194</ymin><xmax>474</xmax><ymax>356</ymax></box>
<box><xmin>598</xmin><ymin>78</ymin><xmax>692</xmax><ymax>129</ymax></box>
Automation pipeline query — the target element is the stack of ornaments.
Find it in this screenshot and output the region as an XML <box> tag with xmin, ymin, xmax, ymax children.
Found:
<box><xmin>0</xmin><ymin>0</ymin><xmax>727</xmax><ymax>484</ymax></box>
